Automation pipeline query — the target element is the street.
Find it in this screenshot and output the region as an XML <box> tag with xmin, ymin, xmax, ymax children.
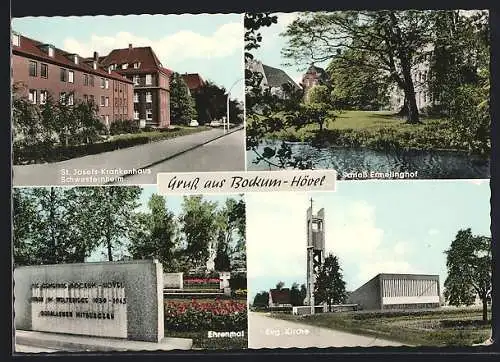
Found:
<box><xmin>120</xmin><ymin>128</ymin><xmax>245</xmax><ymax>184</ymax></box>
<box><xmin>248</xmin><ymin>312</ymin><xmax>405</xmax><ymax>348</ymax></box>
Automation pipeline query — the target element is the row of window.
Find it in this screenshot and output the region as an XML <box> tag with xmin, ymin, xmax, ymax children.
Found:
<box><xmin>134</xmin><ymin>109</ymin><xmax>153</xmax><ymax>121</ymax></box>
<box><xmin>109</xmin><ymin>62</ymin><xmax>141</xmax><ymax>71</ymax></box>
<box><xmin>128</xmin><ymin>74</ymin><xmax>153</xmax><ymax>86</ymax></box>
<box><xmin>28</xmin><ymin>89</ymin><xmax>129</xmax><ymax>111</ymax></box>
<box><xmin>133</xmin><ymin>91</ymin><xmax>153</xmax><ymax>103</ymax></box>
<box><xmin>28</xmin><ymin>60</ymin><xmax>114</xmax><ymax>90</ymax></box>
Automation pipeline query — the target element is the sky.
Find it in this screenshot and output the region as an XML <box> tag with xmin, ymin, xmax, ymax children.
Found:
<box><xmin>246</xmin><ymin>180</ymin><xmax>491</xmax><ymax>301</ymax></box>
<box><xmin>251</xmin><ymin>12</ymin><xmax>330</xmax><ymax>87</ymax></box>
<box><xmin>87</xmin><ymin>186</ymin><xmax>243</xmax><ymax>261</ymax></box>
<box><xmin>11</xmin><ymin>14</ymin><xmax>245</xmax><ymax>101</ymax></box>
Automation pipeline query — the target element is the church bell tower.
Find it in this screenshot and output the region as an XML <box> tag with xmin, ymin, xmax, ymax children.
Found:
<box><xmin>305</xmin><ymin>198</ymin><xmax>325</xmax><ymax>312</ymax></box>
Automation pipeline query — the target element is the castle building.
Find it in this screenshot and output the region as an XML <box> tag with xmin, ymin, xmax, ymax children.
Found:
<box><xmin>11</xmin><ymin>31</ymin><xmax>134</xmax><ymax>127</ymax></box>
<box><xmin>98</xmin><ymin>44</ymin><xmax>172</xmax><ymax>128</ymax></box>
<box><xmin>348</xmin><ymin>273</ymin><xmax>441</xmax><ymax>310</ymax></box>
<box><xmin>301</xmin><ymin>63</ymin><xmax>329</xmax><ymax>92</ymax></box>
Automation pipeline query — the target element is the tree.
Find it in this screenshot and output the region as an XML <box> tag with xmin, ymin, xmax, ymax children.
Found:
<box><xmin>253</xmin><ymin>291</ymin><xmax>270</xmax><ymax>308</ymax></box>
<box><xmin>290</xmin><ymin>282</ymin><xmax>307</xmax><ymax>306</ymax></box>
<box><xmin>193</xmin><ymin>81</ymin><xmax>242</xmax><ymax>124</ymax></box>
<box><xmin>314</xmin><ymin>253</ymin><xmax>348</xmax><ymax>311</ymax></box>
<box><xmin>215</xmin><ymin>197</ymin><xmax>246</xmax><ymax>271</ymax></box>
<box><xmin>326</xmin><ymin>48</ymin><xmax>390</xmax><ymax>110</ymax></box>
<box><xmin>275</xmin><ymin>281</ymin><xmax>285</xmax><ymax>290</ymax></box>
<box><xmin>178</xmin><ymin>195</ymin><xmax>218</xmax><ymax>270</ymax></box>
<box><xmin>128</xmin><ymin>194</ymin><xmax>178</xmax><ymax>270</ymax></box>
<box><xmin>170</xmin><ymin>72</ymin><xmax>197</xmax><ymax>125</ymax></box>
<box><xmin>76</xmin><ymin>186</ymin><xmax>142</xmax><ymax>261</ymax></box>
<box><xmin>444</xmin><ymin>228</ymin><xmax>492</xmax><ymax>321</ymax></box>
<box><xmin>281</xmin><ymin>11</ymin><xmax>438</xmax><ymax>123</ymax></box>
<box><xmin>12</xmin><ymin>187</ymin><xmax>96</xmax><ymax>265</ymax></box>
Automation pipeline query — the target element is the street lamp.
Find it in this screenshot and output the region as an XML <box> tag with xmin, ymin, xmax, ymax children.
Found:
<box><xmin>225</xmin><ymin>78</ymin><xmax>244</xmax><ymax>134</ymax></box>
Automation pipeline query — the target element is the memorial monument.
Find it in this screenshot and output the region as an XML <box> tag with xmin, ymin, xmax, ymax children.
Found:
<box><xmin>14</xmin><ymin>259</ymin><xmax>193</xmax><ymax>351</ymax></box>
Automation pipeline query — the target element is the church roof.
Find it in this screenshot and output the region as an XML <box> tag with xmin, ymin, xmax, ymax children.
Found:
<box><xmin>269</xmin><ymin>288</ymin><xmax>292</xmax><ymax>305</ymax></box>
<box><xmin>261</xmin><ymin>64</ymin><xmax>301</xmax><ymax>90</ymax></box>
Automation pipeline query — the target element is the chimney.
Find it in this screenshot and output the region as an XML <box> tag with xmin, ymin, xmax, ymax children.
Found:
<box><xmin>129</xmin><ymin>44</ymin><xmax>132</xmax><ymax>49</ymax></box>
<box><xmin>93</xmin><ymin>51</ymin><xmax>99</xmax><ymax>61</ymax></box>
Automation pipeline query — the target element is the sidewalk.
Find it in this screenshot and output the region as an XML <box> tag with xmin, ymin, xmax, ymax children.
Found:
<box><xmin>13</xmin><ymin>126</ymin><xmax>243</xmax><ymax>186</ymax></box>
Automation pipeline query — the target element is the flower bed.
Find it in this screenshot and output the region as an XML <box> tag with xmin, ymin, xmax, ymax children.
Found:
<box><xmin>164</xmin><ymin>299</ymin><xmax>247</xmax><ymax>332</ymax></box>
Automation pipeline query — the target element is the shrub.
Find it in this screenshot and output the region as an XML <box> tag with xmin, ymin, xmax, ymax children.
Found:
<box><xmin>109</xmin><ymin>119</ymin><xmax>140</xmax><ymax>135</ymax></box>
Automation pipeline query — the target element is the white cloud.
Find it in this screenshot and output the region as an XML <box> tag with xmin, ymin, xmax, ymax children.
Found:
<box><xmin>246</xmin><ymin>193</ymin><xmax>421</xmax><ymax>291</ymax></box>
<box><xmin>62</xmin><ymin>22</ymin><xmax>243</xmax><ymax>63</ymax></box>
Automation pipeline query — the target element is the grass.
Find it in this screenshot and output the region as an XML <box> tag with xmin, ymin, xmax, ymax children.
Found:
<box><xmin>249</xmin><ymin>110</ymin><xmax>487</xmax><ymax>155</ymax></box>
<box><xmin>269</xmin><ymin>307</ymin><xmax>492</xmax><ymax>347</ymax></box>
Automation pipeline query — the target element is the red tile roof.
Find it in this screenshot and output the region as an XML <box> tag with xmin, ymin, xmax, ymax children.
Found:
<box><xmin>269</xmin><ymin>288</ymin><xmax>292</xmax><ymax>305</ymax></box>
<box><xmin>181</xmin><ymin>73</ymin><xmax>205</xmax><ymax>90</ymax></box>
<box><xmin>100</xmin><ymin>45</ymin><xmax>171</xmax><ymax>76</ymax></box>
<box><xmin>12</xmin><ymin>34</ymin><xmax>133</xmax><ymax>83</ymax></box>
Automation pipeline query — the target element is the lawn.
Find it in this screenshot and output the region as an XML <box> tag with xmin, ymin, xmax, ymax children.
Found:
<box><xmin>270</xmin><ymin>307</ymin><xmax>492</xmax><ymax>347</ymax></box>
<box><xmin>248</xmin><ymin>110</ymin><xmax>487</xmax><ymax>155</ymax></box>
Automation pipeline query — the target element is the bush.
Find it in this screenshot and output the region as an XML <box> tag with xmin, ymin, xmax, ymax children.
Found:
<box><xmin>109</xmin><ymin>119</ymin><xmax>140</xmax><ymax>135</ymax></box>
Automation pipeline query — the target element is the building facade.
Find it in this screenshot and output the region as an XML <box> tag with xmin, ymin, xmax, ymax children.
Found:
<box><xmin>348</xmin><ymin>273</ymin><xmax>441</xmax><ymax>310</ymax></box>
<box><xmin>301</xmin><ymin>63</ymin><xmax>329</xmax><ymax>92</ymax></box>
<box><xmin>11</xmin><ymin>32</ymin><xmax>134</xmax><ymax>128</ymax></box>
<box><xmin>99</xmin><ymin>44</ymin><xmax>172</xmax><ymax>128</ymax></box>
<box><xmin>268</xmin><ymin>288</ymin><xmax>292</xmax><ymax>308</ymax></box>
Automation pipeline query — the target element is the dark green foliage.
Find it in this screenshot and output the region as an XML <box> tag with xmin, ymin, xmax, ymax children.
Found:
<box><xmin>252</xmin><ymin>291</ymin><xmax>270</xmax><ymax>308</ymax></box>
<box><xmin>444</xmin><ymin>228</ymin><xmax>491</xmax><ymax>321</ymax></box>
<box><xmin>314</xmin><ymin>253</ymin><xmax>348</xmax><ymax>310</ymax></box>
<box><xmin>193</xmin><ymin>81</ymin><xmax>243</xmax><ymax>125</ymax></box>
<box><xmin>229</xmin><ymin>272</ymin><xmax>247</xmax><ymax>290</ymax></box>
<box><xmin>109</xmin><ymin>119</ymin><xmax>140</xmax><ymax>135</ymax></box>
<box><xmin>170</xmin><ymin>72</ymin><xmax>197</xmax><ymax>125</ymax></box>
<box><xmin>290</xmin><ymin>283</ymin><xmax>307</xmax><ymax>306</ymax></box>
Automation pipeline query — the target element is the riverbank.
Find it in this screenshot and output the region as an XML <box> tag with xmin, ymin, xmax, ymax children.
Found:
<box><xmin>249</xmin><ymin>110</ymin><xmax>489</xmax><ymax>156</ymax></box>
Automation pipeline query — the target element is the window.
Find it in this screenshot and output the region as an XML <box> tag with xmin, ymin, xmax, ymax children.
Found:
<box><xmin>133</xmin><ymin>62</ymin><xmax>140</xmax><ymax>69</ymax></box>
<box><xmin>60</xmin><ymin>92</ymin><xmax>67</xmax><ymax>105</ymax></box>
<box><xmin>114</xmin><ymin>98</ymin><xmax>118</xmax><ymax>107</ymax></box>
<box><xmin>29</xmin><ymin>61</ymin><xmax>37</xmax><ymax>77</ymax></box>
<box><xmin>67</xmin><ymin>93</ymin><xmax>74</xmax><ymax>106</ymax></box>
<box><xmin>145</xmin><ymin>74</ymin><xmax>152</xmax><ymax>85</ymax></box>
<box><xmin>12</xmin><ymin>33</ymin><xmax>20</xmax><ymax>46</ymax></box>
<box><xmin>100</xmin><ymin>78</ymin><xmax>105</xmax><ymax>88</ymax></box>
<box><xmin>105</xmin><ymin>79</ymin><xmax>109</xmax><ymax>89</ymax></box>
<box><xmin>100</xmin><ymin>96</ymin><xmax>105</xmax><ymax>107</ymax></box>
<box><xmin>48</xmin><ymin>47</ymin><xmax>54</xmax><ymax>57</ymax></box>
<box><xmin>73</xmin><ymin>55</ymin><xmax>79</xmax><ymax>64</ymax></box>
<box><xmin>83</xmin><ymin>94</ymin><xmax>88</xmax><ymax>102</ymax></box>
<box><xmin>84</xmin><ymin>74</ymin><xmax>89</xmax><ymax>86</ymax></box>
<box><xmin>146</xmin><ymin>109</ymin><xmax>153</xmax><ymax>120</ymax></box>
<box><xmin>146</xmin><ymin>91</ymin><xmax>152</xmax><ymax>103</ymax></box>
<box><xmin>40</xmin><ymin>63</ymin><xmax>48</xmax><ymax>78</ymax></box>
<box><xmin>60</xmin><ymin>68</ymin><xmax>67</xmax><ymax>82</ymax></box>
<box><xmin>105</xmin><ymin>97</ymin><xmax>109</xmax><ymax>107</ymax></box>
<box><xmin>90</xmin><ymin>75</ymin><xmax>94</xmax><ymax>87</ymax></box>
<box><xmin>133</xmin><ymin>75</ymin><xmax>139</xmax><ymax>85</ymax></box>
<box><xmin>121</xmin><ymin>63</ymin><xmax>129</xmax><ymax>70</ymax></box>
<box><xmin>40</xmin><ymin>90</ymin><xmax>47</xmax><ymax>105</ymax></box>
<box><xmin>134</xmin><ymin>110</ymin><xmax>139</xmax><ymax>120</ymax></box>
<box><xmin>89</xmin><ymin>95</ymin><xmax>95</xmax><ymax>103</ymax></box>
<box><xmin>133</xmin><ymin>92</ymin><xmax>139</xmax><ymax>103</ymax></box>
<box><xmin>28</xmin><ymin>89</ymin><xmax>37</xmax><ymax>104</ymax></box>
<box><xmin>92</xmin><ymin>61</ymin><xmax>97</xmax><ymax>70</ymax></box>
<box><xmin>105</xmin><ymin>115</ymin><xmax>109</xmax><ymax>126</ymax></box>
<box><xmin>68</xmin><ymin>70</ymin><xmax>74</xmax><ymax>83</ymax></box>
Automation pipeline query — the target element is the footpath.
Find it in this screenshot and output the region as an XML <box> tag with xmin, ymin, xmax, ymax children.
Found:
<box><xmin>13</xmin><ymin>126</ymin><xmax>243</xmax><ymax>186</ymax></box>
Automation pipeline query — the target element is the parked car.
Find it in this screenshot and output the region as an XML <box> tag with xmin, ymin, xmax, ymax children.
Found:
<box><xmin>189</xmin><ymin>120</ymin><xmax>199</xmax><ymax>127</ymax></box>
<box><xmin>209</xmin><ymin>120</ymin><xmax>222</xmax><ymax>127</ymax></box>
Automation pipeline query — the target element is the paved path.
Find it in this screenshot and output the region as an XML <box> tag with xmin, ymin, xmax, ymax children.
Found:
<box><xmin>248</xmin><ymin>312</ymin><xmax>405</xmax><ymax>349</ymax></box>
<box><xmin>13</xmin><ymin>126</ymin><xmax>243</xmax><ymax>187</ymax></box>
<box><xmin>120</xmin><ymin>129</ymin><xmax>245</xmax><ymax>184</ymax></box>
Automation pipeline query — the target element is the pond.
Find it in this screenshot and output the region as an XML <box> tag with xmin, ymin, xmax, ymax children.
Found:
<box><xmin>247</xmin><ymin>141</ymin><xmax>490</xmax><ymax>179</ymax></box>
